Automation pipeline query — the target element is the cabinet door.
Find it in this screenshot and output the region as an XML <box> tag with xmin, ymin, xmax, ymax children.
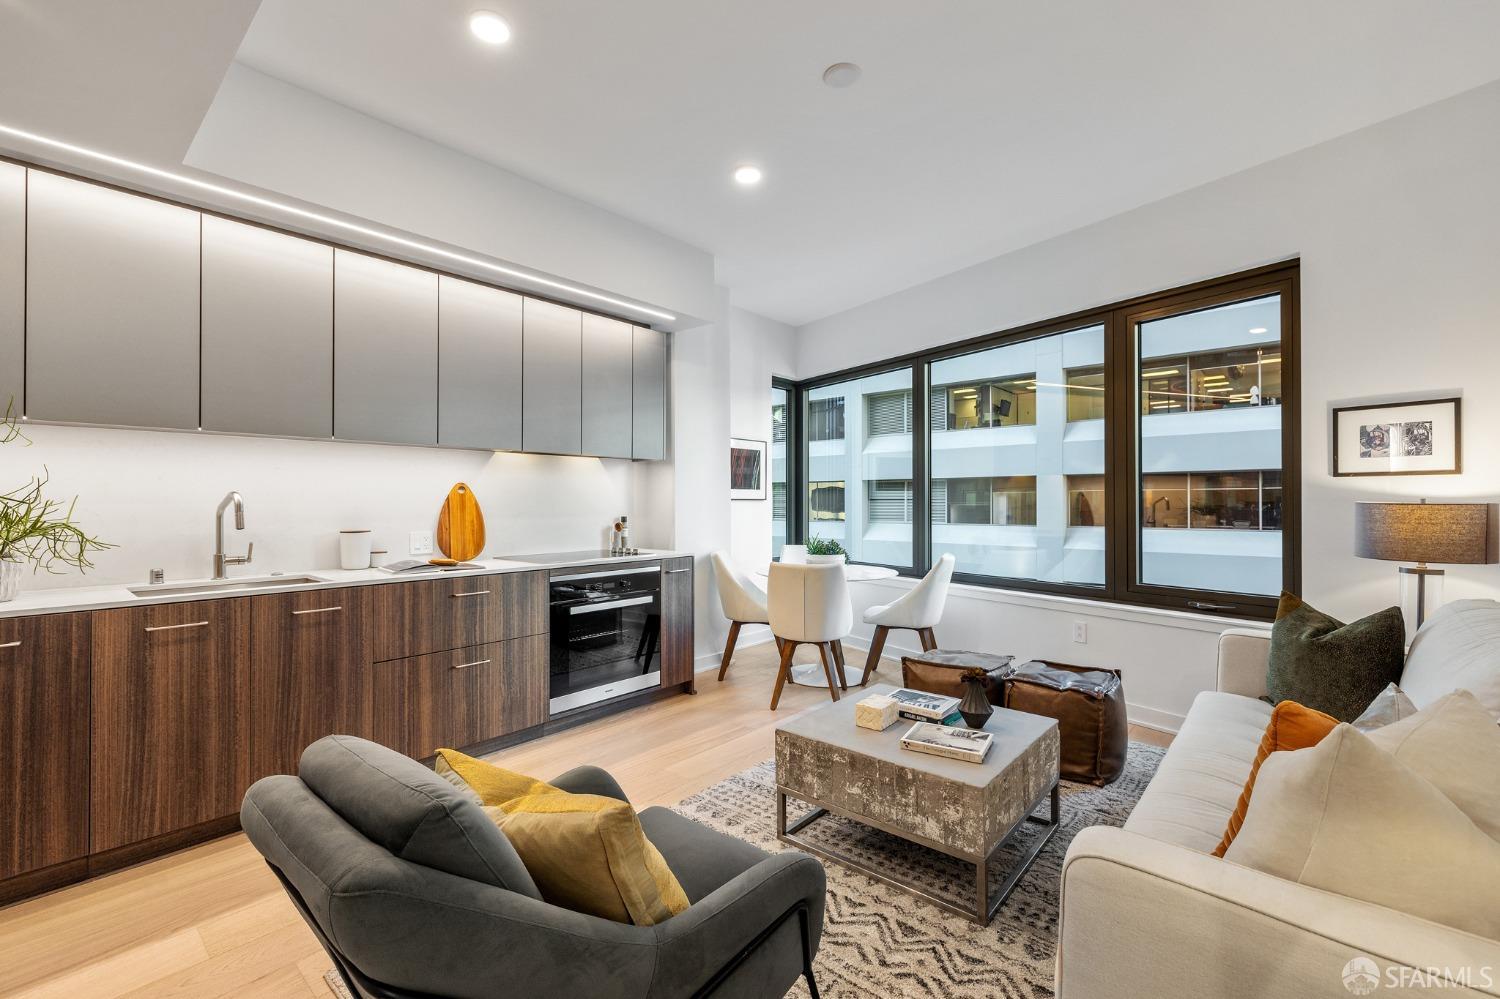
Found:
<box><xmin>408</xmin><ymin>635</ymin><xmax>549</xmax><ymax>758</ymax></box>
<box><xmin>0</xmin><ymin>613</ymin><xmax>90</xmax><ymax>880</ymax></box>
<box><xmin>250</xmin><ymin>586</ymin><xmax>394</xmax><ymax>779</ymax></box>
<box><xmin>26</xmin><ymin>171</ymin><xmax>200</xmax><ymax>429</ymax></box>
<box><xmin>369</xmin><ymin>571</ymin><xmax>548</xmax><ymax>662</ymax></box>
<box><xmin>581</xmin><ymin>314</ymin><xmax>635</xmax><ymax>458</ymax></box>
<box><xmin>0</xmin><ymin>162</ymin><xmax>22</xmax><ymax>416</ymax></box>
<box><xmin>632</xmin><ymin>326</ymin><xmax>668</xmax><ymax>460</ymax></box>
<box><xmin>521</xmin><ymin>299</ymin><xmax>582</xmax><ymax>455</ymax></box>
<box><xmin>334</xmin><ymin>250</ymin><xmax>438</xmax><ymax>445</ymax></box>
<box><xmin>660</xmin><ymin>557</ymin><xmax>695</xmax><ymax>688</ymax></box>
<box><xmin>202</xmin><ymin>217</ymin><xmax>333</xmax><ymax>438</ymax></box>
<box><xmin>438</xmin><ymin>276</ymin><xmax>523</xmax><ymax>450</ymax></box>
<box><xmin>91</xmin><ymin>599</ymin><xmax>251</xmax><ymax>852</ymax></box>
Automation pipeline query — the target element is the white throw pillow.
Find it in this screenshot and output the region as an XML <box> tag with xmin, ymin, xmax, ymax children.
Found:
<box><xmin>1401</xmin><ymin>599</ymin><xmax>1500</xmax><ymax>718</ymax></box>
<box><xmin>1224</xmin><ymin>724</ymin><xmax>1500</xmax><ymax>939</ymax></box>
<box><xmin>1352</xmin><ymin>682</ymin><xmax>1419</xmax><ymax>732</ymax></box>
<box><xmin>1365</xmin><ymin>690</ymin><xmax>1500</xmax><ymax>841</ymax></box>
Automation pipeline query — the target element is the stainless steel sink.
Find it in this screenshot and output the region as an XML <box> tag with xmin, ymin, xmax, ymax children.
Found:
<box><xmin>127</xmin><ymin>574</ymin><xmax>328</xmax><ymax>599</ymax></box>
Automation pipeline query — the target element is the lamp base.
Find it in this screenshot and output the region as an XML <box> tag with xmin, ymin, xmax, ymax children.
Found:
<box><xmin>1398</xmin><ymin>564</ymin><xmax>1444</xmax><ymax>632</ymax></box>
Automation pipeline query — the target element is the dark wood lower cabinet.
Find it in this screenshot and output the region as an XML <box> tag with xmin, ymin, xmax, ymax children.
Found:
<box><xmin>90</xmin><ymin>598</ymin><xmax>251</xmax><ymax>853</ymax></box>
<box><xmin>407</xmin><ymin>634</ymin><xmax>549</xmax><ymax>759</ymax></box>
<box><xmin>250</xmin><ymin>585</ymin><xmax>385</xmax><ymax>778</ymax></box>
<box><xmin>0</xmin><ymin>613</ymin><xmax>90</xmax><ymax>881</ymax></box>
<box><xmin>660</xmin><ymin>556</ymin><xmax>696</xmax><ymax>690</ymax></box>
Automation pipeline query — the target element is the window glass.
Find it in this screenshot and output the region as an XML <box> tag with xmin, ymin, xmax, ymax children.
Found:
<box><xmin>928</xmin><ymin>325</ymin><xmax>1104</xmax><ymax>584</ymax></box>
<box><xmin>770</xmin><ymin>385</ymin><xmax>789</xmax><ymax>558</ymax></box>
<box><xmin>803</xmin><ymin>367</ymin><xmax>914</xmax><ymax>567</ymax></box>
<box><xmin>1137</xmin><ymin>293</ymin><xmax>1283</xmax><ymax>596</ymax></box>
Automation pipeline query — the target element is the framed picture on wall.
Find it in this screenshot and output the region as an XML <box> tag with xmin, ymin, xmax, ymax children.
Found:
<box><xmin>1332</xmin><ymin>397</ymin><xmax>1461</xmax><ymax>476</ymax></box>
<box><xmin>730</xmin><ymin>438</ymin><xmax>768</xmax><ymax>500</ymax></box>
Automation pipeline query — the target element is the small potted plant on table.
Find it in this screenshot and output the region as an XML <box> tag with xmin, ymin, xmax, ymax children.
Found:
<box><xmin>804</xmin><ymin>536</ymin><xmax>848</xmax><ymax>565</ymax></box>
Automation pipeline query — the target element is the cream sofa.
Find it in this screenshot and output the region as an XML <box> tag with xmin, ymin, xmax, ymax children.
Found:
<box><xmin>1057</xmin><ymin>626</ymin><xmax>1500</xmax><ymax>998</ymax></box>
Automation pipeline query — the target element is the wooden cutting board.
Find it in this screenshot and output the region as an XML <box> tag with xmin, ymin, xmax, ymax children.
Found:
<box><xmin>436</xmin><ymin>483</ymin><xmax>485</xmax><ymax>561</ymax></box>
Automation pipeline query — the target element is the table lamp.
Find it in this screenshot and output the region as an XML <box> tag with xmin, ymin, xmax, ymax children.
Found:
<box><xmin>1354</xmin><ymin>500</ymin><xmax>1497</xmax><ymax>628</ymax></box>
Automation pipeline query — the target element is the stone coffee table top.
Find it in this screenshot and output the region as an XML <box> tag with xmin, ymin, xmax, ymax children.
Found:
<box><xmin>775</xmin><ymin>683</ymin><xmax>1060</xmax><ymax>859</ymax></box>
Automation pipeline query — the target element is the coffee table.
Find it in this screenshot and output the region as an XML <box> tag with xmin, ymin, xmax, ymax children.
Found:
<box><xmin>774</xmin><ymin>683</ymin><xmax>1060</xmax><ymax>925</ymax></box>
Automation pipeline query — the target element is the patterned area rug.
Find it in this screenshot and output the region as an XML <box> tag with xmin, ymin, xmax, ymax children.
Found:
<box><xmin>672</xmin><ymin>741</ymin><xmax>1165</xmax><ymax>999</ymax></box>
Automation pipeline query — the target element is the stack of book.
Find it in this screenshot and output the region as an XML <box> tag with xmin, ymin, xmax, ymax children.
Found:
<box><xmin>899</xmin><ymin>721</ymin><xmax>994</xmax><ymax>764</ymax></box>
<box><xmin>886</xmin><ymin>687</ymin><xmax>964</xmax><ymax>726</ymax></box>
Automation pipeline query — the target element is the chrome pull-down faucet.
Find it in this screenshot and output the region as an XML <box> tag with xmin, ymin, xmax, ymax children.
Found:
<box><xmin>213</xmin><ymin>491</ymin><xmax>254</xmax><ymax>580</ymax></box>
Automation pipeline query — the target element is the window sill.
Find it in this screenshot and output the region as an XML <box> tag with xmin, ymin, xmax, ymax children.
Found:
<box><xmin>859</xmin><ymin>574</ymin><xmax>1273</xmax><ymax>635</ymax></box>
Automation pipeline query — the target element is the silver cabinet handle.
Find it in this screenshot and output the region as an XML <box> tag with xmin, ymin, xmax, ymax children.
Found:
<box><xmin>292</xmin><ymin>606</ymin><xmax>343</xmax><ymax>616</ymax></box>
<box><xmin>450</xmin><ymin>590</ymin><xmax>490</xmax><ymax>598</ymax></box>
<box><xmin>665</xmin><ymin>569</ymin><xmax>690</xmax><ymax>574</ymax></box>
<box><xmin>145</xmin><ymin>620</ymin><xmax>210</xmax><ymax>633</ymax></box>
<box><xmin>0</xmin><ymin>640</ymin><xmax>20</xmax><ymax>649</ymax></box>
<box><xmin>453</xmin><ymin>658</ymin><xmax>491</xmax><ymax>670</ymax></box>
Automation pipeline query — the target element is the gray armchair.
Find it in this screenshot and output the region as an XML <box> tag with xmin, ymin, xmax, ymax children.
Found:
<box><xmin>241</xmin><ymin>736</ymin><xmax>825</xmax><ymax>999</ymax></box>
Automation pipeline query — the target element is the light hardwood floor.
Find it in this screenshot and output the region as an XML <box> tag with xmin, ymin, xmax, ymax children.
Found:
<box><xmin>0</xmin><ymin>642</ymin><xmax>1172</xmax><ymax>998</ymax></box>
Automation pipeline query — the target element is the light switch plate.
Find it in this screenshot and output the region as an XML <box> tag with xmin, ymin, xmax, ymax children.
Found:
<box><xmin>409</xmin><ymin>530</ymin><xmax>434</xmax><ymax>556</ymax></box>
<box><xmin>1072</xmin><ymin>621</ymin><xmax>1088</xmax><ymax>644</ymax></box>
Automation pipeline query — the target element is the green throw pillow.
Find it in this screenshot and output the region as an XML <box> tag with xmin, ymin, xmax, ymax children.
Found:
<box><xmin>1266</xmin><ymin>593</ymin><xmax>1405</xmax><ymax>722</ymax></box>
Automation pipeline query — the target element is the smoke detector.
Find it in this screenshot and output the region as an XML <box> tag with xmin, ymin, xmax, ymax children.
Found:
<box><xmin>822</xmin><ymin>62</ymin><xmax>862</xmax><ymax>88</ymax></box>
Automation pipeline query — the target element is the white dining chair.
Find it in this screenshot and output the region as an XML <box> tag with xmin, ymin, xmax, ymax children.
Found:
<box><xmin>767</xmin><ymin>562</ymin><xmax>853</xmax><ymax>709</ymax></box>
<box><xmin>710</xmin><ymin>551</ymin><xmax>772</xmax><ymax>681</ymax></box>
<box><xmin>780</xmin><ymin>544</ymin><xmax>808</xmax><ymax>564</ymax></box>
<box><xmin>860</xmin><ymin>553</ymin><xmax>957</xmax><ymax>681</ymax></box>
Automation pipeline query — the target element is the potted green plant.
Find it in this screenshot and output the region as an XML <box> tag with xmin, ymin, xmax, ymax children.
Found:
<box><xmin>0</xmin><ymin>399</ymin><xmax>113</xmax><ymax>601</ymax></box>
<box><xmin>804</xmin><ymin>536</ymin><xmax>848</xmax><ymax>565</ymax></box>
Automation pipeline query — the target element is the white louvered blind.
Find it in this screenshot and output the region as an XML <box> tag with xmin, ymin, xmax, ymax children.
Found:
<box><xmin>865</xmin><ymin>391</ymin><xmax>912</xmax><ymax>437</ymax></box>
<box><xmin>930</xmin><ymin>479</ymin><xmax>948</xmax><ymax>525</ymax></box>
<box><xmin>867</xmin><ymin>480</ymin><xmax>912</xmax><ymax>523</ymax></box>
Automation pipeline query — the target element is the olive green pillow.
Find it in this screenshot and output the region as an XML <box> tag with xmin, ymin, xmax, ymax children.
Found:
<box><xmin>1266</xmin><ymin>592</ymin><xmax>1405</xmax><ymax>722</ymax></box>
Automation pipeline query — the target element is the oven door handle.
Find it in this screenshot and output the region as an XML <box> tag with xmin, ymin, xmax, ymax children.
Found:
<box><xmin>568</xmin><ymin>594</ymin><xmax>656</xmax><ymax>615</ymax></box>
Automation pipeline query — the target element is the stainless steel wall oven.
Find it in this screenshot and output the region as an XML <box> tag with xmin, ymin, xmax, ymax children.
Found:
<box><xmin>548</xmin><ymin>564</ymin><xmax>662</xmax><ymax>714</ymax></box>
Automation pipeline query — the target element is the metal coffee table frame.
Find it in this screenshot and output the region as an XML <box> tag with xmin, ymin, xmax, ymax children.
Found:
<box><xmin>776</xmin><ymin>779</ymin><xmax>1060</xmax><ymax>926</ymax></box>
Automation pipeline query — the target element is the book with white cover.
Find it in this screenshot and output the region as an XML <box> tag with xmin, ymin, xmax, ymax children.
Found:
<box><xmin>900</xmin><ymin>721</ymin><xmax>993</xmax><ymax>764</ymax></box>
<box><xmin>886</xmin><ymin>687</ymin><xmax>961</xmax><ymax>721</ymax></box>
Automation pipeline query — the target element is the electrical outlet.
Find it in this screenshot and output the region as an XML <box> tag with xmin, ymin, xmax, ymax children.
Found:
<box><xmin>1072</xmin><ymin>621</ymin><xmax>1088</xmax><ymax>644</ymax></box>
<box><xmin>409</xmin><ymin>530</ymin><xmax>434</xmax><ymax>556</ymax></box>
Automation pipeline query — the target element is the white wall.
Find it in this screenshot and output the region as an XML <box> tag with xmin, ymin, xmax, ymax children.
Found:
<box><xmin>2</xmin><ymin>425</ymin><xmax>634</xmax><ymax>590</ymax></box>
<box><xmin>796</xmin><ymin>79</ymin><xmax>1500</xmax><ymax>729</ymax></box>
<box><xmin>185</xmin><ymin>64</ymin><xmax>717</xmax><ymax>326</ymax></box>
<box><xmin>728</xmin><ymin>308</ymin><xmax>797</xmax><ymax>569</ymax></box>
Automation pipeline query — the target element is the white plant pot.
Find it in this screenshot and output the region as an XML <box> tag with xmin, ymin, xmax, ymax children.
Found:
<box><xmin>0</xmin><ymin>559</ymin><xmax>22</xmax><ymax>603</ymax></box>
<box><xmin>806</xmin><ymin>553</ymin><xmax>847</xmax><ymax>565</ymax></box>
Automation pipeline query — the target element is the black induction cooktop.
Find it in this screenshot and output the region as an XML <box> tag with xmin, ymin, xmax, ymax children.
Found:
<box><xmin>501</xmin><ymin>550</ymin><xmax>645</xmax><ymax>565</ymax></box>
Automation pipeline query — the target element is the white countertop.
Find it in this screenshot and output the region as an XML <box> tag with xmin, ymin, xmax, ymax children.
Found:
<box><xmin>0</xmin><ymin>549</ymin><xmax>693</xmax><ymax>619</ymax></box>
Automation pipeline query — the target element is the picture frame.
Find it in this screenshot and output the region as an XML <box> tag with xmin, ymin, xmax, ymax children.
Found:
<box><xmin>729</xmin><ymin>437</ymin><xmax>768</xmax><ymax>500</ymax></box>
<box><xmin>1331</xmin><ymin>397</ymin><xmax>1461</xmax><ymax>477</ymax></box>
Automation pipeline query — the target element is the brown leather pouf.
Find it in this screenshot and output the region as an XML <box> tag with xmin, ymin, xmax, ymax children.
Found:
<box><xmin>899</xmin><ymin>649</ymin><xmax>1015</xmax><ymax>704</ymax></box>
<box><xmin>1004</xmin><ymin>660</ymin><xmax>1128</xmax><ymax>786</ymax></box>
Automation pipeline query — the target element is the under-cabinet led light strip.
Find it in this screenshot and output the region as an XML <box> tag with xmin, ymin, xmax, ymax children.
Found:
<box><xmin>0</xmin><ymin>122</ymin><xmax>677</xmax><ymax>323</ymax></box>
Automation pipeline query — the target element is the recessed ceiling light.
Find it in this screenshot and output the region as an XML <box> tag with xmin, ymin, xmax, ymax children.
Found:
<box><xmin>822</xmin><ymin>62</ymin><xmax>862</xmax><ymax>88</ymax></box>
<box><xmin>1249</xmin><ymin>327</ymin><xmax>1268</xmax><ymax>334</ymax></box>
<box><xmin>733</xmin><ymin>165</ymin><xmax>763</xmax><ymax>186</ymax></box>
<box><xmin>469</xmin><ymin>10</ymin><xmax>511</xmax><ymax>44</ymax></box>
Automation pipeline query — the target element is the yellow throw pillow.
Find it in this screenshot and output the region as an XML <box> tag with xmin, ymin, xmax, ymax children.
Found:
<box><xmin>434</xmin><ymin>750</ymin><xmax>689</xmax><ymax>926</ymax></box>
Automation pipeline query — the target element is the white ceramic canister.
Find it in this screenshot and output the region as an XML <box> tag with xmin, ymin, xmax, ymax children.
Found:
<box><xmin>339</xmin><ymin>530</ymin><xmax>373</xmax><ymax>570</ymax></box>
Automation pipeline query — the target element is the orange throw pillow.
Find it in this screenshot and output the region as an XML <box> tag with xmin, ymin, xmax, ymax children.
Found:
<box><xmin>1213</xmin><ymin>700</ymin><xmax>1339</xmax><ymax>857</ymax></box>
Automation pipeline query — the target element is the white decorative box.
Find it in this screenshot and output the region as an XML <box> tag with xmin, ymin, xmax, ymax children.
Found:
<box><xmin>855</xmin><ymin>694</ymin><xmax>899</xmax><ymax>731</ymax></box>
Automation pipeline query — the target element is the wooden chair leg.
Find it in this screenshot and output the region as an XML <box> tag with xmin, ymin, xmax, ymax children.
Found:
<box><xmin>862</xmin><ymin>626</ymin><xmax>889</xmax><ymax>684</ymax></box>
<box><xmin>818</xmin><ymin>643</ymin><xmax>841</xmax><ymax>701</ymax></box>
<box><xmin>832</xmin><ymin>640</ymin><xmax>848</xmax><ymax>690</ymax></box>
<box><xmin>920</xmin><ymin>628</ymin><xmax>938</xmax><ymax>651</ymax></box>
<box><xmin>770</xmin><ymin>640</ymin><xmax>798</xmax><ymax>710</ymax></box>
<box><xmin>717</xmin><ymin>621</ymin><xmax>743</xmax><ymax>681</ymax></box>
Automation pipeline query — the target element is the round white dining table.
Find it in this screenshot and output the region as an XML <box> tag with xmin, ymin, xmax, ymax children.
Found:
<box><xmin>754</xmin><ymin>562</ymin><xmax>900</xmax><ymax>687</ymax></box>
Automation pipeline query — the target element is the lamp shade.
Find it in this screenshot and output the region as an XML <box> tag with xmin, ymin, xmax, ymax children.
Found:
<box><xmin>1354</xmin><ymin>502</ymin><xmax>1497</xmax><ymax>565</ymax></box>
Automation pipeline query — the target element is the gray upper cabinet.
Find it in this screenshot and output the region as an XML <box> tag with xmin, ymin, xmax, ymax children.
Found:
<box><xmin>438</xmin><ymin>277</ymin><xmax>522</xmax><ymax>450</ymax></box>
<box><xmin>25</xmin><ymin>171</ymin><xmax>200</xmax><ymax>429</ymax></box>
<box><xmin>581</xmin><ymin>314</ymin><xmax>634</xmax><ymax>458</ymax></box>
<box><xmin>521</xmin><ymin>299</ymin><xmax>582</xmax><ymax>455</ymax></box>
<box><xmin>632</xmin><ymin>326</ymin><xmax>668</xmax><ymax>460</ymax></box>
<box><xmin>334</xmin><ymin>251</ymin><xmax>438</xmax><ymax>445</ymax></box>
<box><xmin>0</xmin><ymin>163</ymin><xmax>22</xmax><ymax>417</ymax></box>
<box><xmin>201</xmin><ymin>217</ymin><xmax>333</xmax><ymax>438</ymax></box>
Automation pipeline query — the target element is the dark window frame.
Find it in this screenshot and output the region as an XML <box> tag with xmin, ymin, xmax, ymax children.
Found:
<box><xmin>787</xmin><ymin>260</ymin><xmax>1300</xmax><ymax>621</ymax></box>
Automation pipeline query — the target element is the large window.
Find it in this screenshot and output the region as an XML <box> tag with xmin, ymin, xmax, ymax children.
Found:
<box><xmin>787</xmin><ymin>263</ymin><xmax>1296</xmax><ymax>618</ymax></box>
<box><xmin>804</xmin><ymin>368</ymin><xmax>914</xmax><ymax>566</ymax></box>
<box><xmin>770</xmin><ymin>383</ymin><xmax>791</xmax><ymax>558</ymax></box>
<box><xmin>1134</xmin><ymin>291</ymin><xmax>1289</xmax><ymax>601</ymax></box>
